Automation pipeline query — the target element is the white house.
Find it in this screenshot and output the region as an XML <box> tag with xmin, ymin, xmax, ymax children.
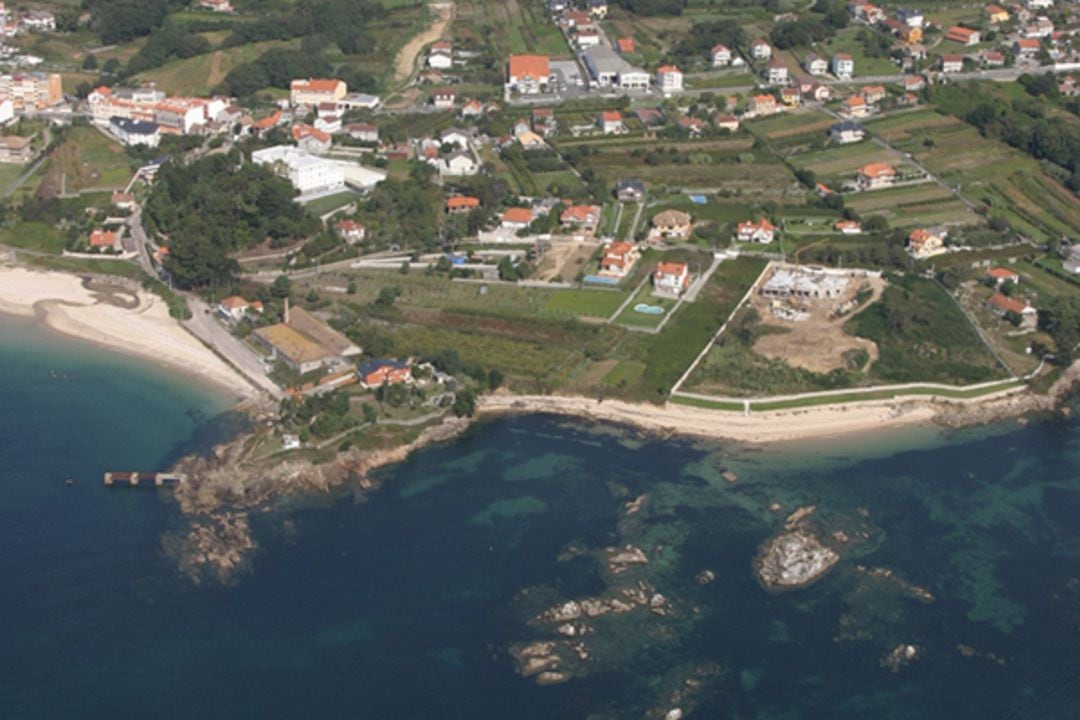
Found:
<box><xmin>832</xmin><ymin>53</ymin><xmax>854</xmax><ymax>79</ymax></box>
<box><xmin>711</xmin><ymin>44</ymin><xmax>732</xmax><ymax>67</ymax></box>
<box><xmin>441</xmin><ymin>150</ymin><xmax>479</xmax><ymax>176</ymax></box>
<box><xmin>767</xmin><ymin>59</ymin><xmax>789</xmax><ymax>85</ymax></box>
<box><xmin>109</xmin><ymin>117</ymin><xmax>160</xmax><ymax>148</ymax></box>
<box><xmin>656</xmin><ymin>65</ymin><xmax>683</xmax><ymax>93</ymax></box>
<box><xmin>653</xmin><ymin>261</ymin><xmax>690</xmax><ymax>295</ymax></box>
<box><xmin>251</xmin><ymin>145</ymin><xmax>346</xmax><ymax>196</ymax></box>
<box><xmin>737</xmin><ymin>219</ymin><xmax>776</xmax><ymax>243</ymax></box>
<box><xmin>428</xmin><ymin>41</ymin><xmax>453</xmax><ymax>69</ymax></box>
<box><xmin>751</xmin><ymin>39</ymin><xmax>772</xmax><ymax>60</ymax></box>
<box><xmin>218</xmin><ymin>296</ymin><xmax>251</xmax><ymax>322</ymax></box>
<box><xmin>599</xmin><ymin>110</ymin><xmax>626</xmax><ymax>134</ymax></box>
<box><xmin>830</xmin><ymin>121</ymin><xmax>866</xmax><ymax>144</ymax></box>
<box><xmin>804</xmin><ymin>53</ymin><xmax>828</xmax><ymax>75</ymax></box>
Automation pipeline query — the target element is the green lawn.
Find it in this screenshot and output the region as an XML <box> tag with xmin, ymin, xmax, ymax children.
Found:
<box><xmin>303</xmin><ymin>191</ymin><xmax>360</xmax><ymax>217</ymax></box>
<box><xmin>614</xmin><ymin>281</ymin><xmax>678</xmax><ymax>329</ymax></box>
<box><xmin>544</xmin><ymin>288</ymin><xmax>627</xmax><ymax>319</ymax></box>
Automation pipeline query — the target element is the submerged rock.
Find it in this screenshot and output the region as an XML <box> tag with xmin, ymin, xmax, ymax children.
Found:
<box><xmin>881</xmin><ymin>643</ymin><xmax>919</xmax><ymax>672</ymax></box>
<box><xmin>606</xmin><ymin>544</ymin><xmax>649</xmax><ymax>575</ymax></box>
<box><xmin>695</xmin><ymin>569</ymin><xmax>716</xmax><ymax>585</ymax></box>
<box><xmin>756</xmin><ymin>528</ymin><xmax>839</xmax><ymax>590</ymax></box>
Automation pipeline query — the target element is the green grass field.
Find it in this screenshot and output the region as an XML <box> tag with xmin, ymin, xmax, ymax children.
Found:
<box><xmin>846</xmin><ymin>274</ymin><xmax>1006</xmax><ymax>385</ymax></box>
<box><xmin>303</xmin><ymin>191</ymin><xmax>360</xmax><ymax>217</ymax></box>
<box><xmin>544</xmin><ymin>288</ymin><xmax>627</xmax><ymax>319</ymax></box>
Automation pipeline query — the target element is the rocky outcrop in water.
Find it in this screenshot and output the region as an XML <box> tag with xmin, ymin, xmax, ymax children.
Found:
<box><xmin>881</xmin><ymin>643</ymin><xmax>919</xmax><ymax>672</ymax></box>
<box><xmin>756</xmin><ymin>507</ymin><xmax>840</xmax><ymax>591</ymax></box>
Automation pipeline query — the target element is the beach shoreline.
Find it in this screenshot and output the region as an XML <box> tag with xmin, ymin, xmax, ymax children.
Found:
<box><xmin>476</xmin><ymin>372</ymin><xmax>1075</xmax><ymax>445</ymax></box>
<box><xmin>3</xmin><ymin>261</ymin><xmax>1074</xmax><ymax>449</ymax></box>
<box><xmin>0</xmin><ymin>263</ymin><xmax>254</xmax><ymax>401</ymax></box>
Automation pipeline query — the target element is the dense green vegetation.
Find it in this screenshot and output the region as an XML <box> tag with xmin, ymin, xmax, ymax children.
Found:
<box><xmin>846</xmin><ymin>274</ymin><xmax>1004</xmax><ymax>384</ymax></box>
<box><xmin>145</xmin><ymin>152</ymin><xmax>318</xmax><ymax>288</ymax></box>
<box><xmin>933</xmin><ymin>80</ymin><xmax>1080</xmax><ymax>191</ymax></box>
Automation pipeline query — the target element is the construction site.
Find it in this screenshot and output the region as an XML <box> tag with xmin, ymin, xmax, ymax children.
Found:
<box><xmin>750</xmin><ymin>264</ymin><xmax>886</xmax><ymax>374</ymax></box>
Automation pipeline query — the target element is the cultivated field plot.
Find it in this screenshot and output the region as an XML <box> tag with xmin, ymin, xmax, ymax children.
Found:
<box><xmin>885</xmin><ymin>117</ymin><xmax>1080</xmax><ymax>240</ymax></box>
<box><xmin>792</xmin><ymin>142</ymin><xmax>907</xmax><ymax>179</ymax></box>
<box><xmin>863</xmin><ymin>109</ymin><xmax>958</xmax><ymax>142</ymax></box>
<box><xmin>456</xmin><ymin>0</ymin><xmax>571</xmax><ymax>58</ymax></box>
<box><xmin>573</xmin><ymin>148</ymin><xmax>795</xmax><ymax>191</ymax></box>
<box><xmin>37</xmin><ymin>126</ymin><xmax>135</xmax><ymax>196</ymax></box>
<box><xmin>844</xmin><ymin>184</ymin><xmax>976</xmax><ymax>227</ymax></box>
<box><xmin>543</xmin><ymin>287</ymin><xmax>627</xmax><ymax>319</ymax></box>
<box><xmin>748</xmin><ymin>110</ymin><xmax>834</xmax><ymax>140</ymax></box>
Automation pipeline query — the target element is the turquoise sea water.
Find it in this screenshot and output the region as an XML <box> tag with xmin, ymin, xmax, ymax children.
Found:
<box><xmin>3</xmin><ymin>313</ymin><xmax>1080</xmax><ymax>718</ymax></box>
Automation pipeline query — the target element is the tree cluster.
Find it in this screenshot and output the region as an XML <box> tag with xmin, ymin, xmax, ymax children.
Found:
<box><xmin>145</xmin><ymin>153</ymin><xmax>318</xmax><ymax>288</ymax></box>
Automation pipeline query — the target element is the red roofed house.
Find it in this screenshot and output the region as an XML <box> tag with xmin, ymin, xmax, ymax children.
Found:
<box><xmin>653</xmin><ymin>261</ymin><xmax>690</xmax><ymax>295</ymax></box>
<box><xmin>904</xmin><ymin>74</ymin><xmax>926</xmax><ymax>92</ymax></box>
<box><xmin>599</xmin><ymin>241</ymin><xmax>640</xmax><ymax>278</ymax></box>
<box><xmin>834</xmin><ymin>220</ymin><xmax>863</xmax><ymax>235</ymax></box>
<box><xmin>506</xmin><ymin>54</ymin><xmax>553</xmax><ymax>95</ymax></box>
<box><xmin>334</xmin><ymin>219</ymin><xmax>366</xmax><ymax>244</ymax></box>
<box><xmin>861</xmin><ymin>85</ymin><xmax>886</xmax><ymax>103</ymax></box>
<box><xmin>1014</xmin><ymin>38</ymin><xmax>1041</xmax><ymax>57</ymax></box>
<box><xmin>290</xmin><ymin>78</ymin><xmax>346</xmax><ymax>107</ymax></box>
<box><xmin>291</xmin><ymin>123</ymin><xmax>331</xmax><ymax>153</ymax></box>
<box><xmin>987</xmin><ymin>267</ymin><xmax>1020</xmax><ymax>285</ymax></box>
<box><xmin>656</xmin><ymin>65</ymin><xmax>683</xmax><ymax>93</ymax></box>
<box><xmin>599</xmin><ymin>110</ymin><xmax>625</xmax><ymax>134</ymax></box>
<box><xmin>446</xmin><ymin>195</ymin><xmax>480</xmax><ymax>214</ymax></box>
<box><xmin>856</xmin><ymin>162</ymin><xmax>896</xmax><ymax>190</ymax></box>
<box><xmin>737</xmin><ymin>219</ymin><xmax>776</xmax><ymax>243</ymax></box>
<box><xmin>89</xmin><ymin>229</ymin><xmax>118</xmax><ymax>250</ymax></box>
<box><xmin>987</xmin><ymin>293</ymin><xmax>1037</xmax><ymax>329</ymax></box>
<box><xmin>906</xmin><ymin>228</ymin><xmax>947</xmax><ymax>258</ymax></box>
<box><xmin>560</xmin><ymin>204</ymin><xmax>602</xmax><ymax>229</ymax></box>
<box><xmin>842</xmin><ymin>95</ymin><xmax>871</xmax><ymax>119</ymax></box>
<box><xmin>945</xmin><ymin>26</ymin><xmax>981</xmax><ymax>46</ymax></box>
<box><xmin>749</xmin><ymin>94</ymin><xmax>777</xmax><ymax>116</ymax></box>
<box><xmin>501</xmin><ymin>207</ymin><xmax>534</xmax><ymax>230</ymax></box>
<box><xmin>218</xmin><ymin>296</ymin><xmax>251</xmax><ymax>322</ymax></box>
<box><xmin>617</xmin><ymin>37</ymin><xmax>635</xmax><ymax>54</ymax></box>
<box><xmin>250</xmin><ymin>109</ymin><xmax>283</xmax><ymax>135</ymax></box>
<box><xmin>359</xmin><ymin>360</ymin><xmax>412</xmax><ymax>389</ymax></box>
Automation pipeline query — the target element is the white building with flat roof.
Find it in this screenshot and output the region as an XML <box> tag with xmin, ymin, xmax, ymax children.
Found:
<box><xmin>582</xmin><ymin>47</ymin><xmax>650</xmax><ymax>90</ymax></box>
<box><xmin>251</xmin><ymin>145</ymin><xmax>345</xmax><ymax>196</ymax></box>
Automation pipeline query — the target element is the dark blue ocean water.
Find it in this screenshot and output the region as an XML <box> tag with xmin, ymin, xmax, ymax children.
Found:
<box><xmin>3</xmin><ymin>313</ymin><xmax>1080</xmax><ymax>719</ymax></box>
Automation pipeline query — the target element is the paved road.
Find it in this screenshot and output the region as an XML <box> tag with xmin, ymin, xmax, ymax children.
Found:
<box><xmin>128</xmin><ymin>208</ymin><xmax>284</xmax><ymax>399</ymax></box>
<box><xmin>183</xmin><ymin>296</ymin><xmax>285</xmax><ymax>399</ymax></box>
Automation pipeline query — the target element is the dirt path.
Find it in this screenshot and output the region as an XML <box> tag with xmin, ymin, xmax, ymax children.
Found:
<box><xmin>206</xmin><ymin>51</ymin><xmax>225</xmax><ymax>89</ymax></box>
<box><xmin>393</xmin><ymin>1</ymin><xmax>455</xmax><ymax>84</ymax></box>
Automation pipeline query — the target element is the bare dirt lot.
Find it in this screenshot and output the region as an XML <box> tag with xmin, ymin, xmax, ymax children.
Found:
<box><xmin>535</xmin><ymin>240</ymin><xmax>598</xmax><ymax>282</ymax></box>
<box><xmin>750</xmin><ymin>268</ymin><xmax>886</xmax><ymax>374</ymax></box>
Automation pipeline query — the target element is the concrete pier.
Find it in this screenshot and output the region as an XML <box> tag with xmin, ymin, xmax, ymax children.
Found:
<box><xmin>103</xmin><ymin>472</ymin><xmax>185</xmax><ymax>487</ymax></box>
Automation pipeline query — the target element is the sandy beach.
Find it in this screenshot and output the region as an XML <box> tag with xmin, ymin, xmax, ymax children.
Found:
<box><xmin>477</xmin><ymin>388</ymin><xmax>1042</xmax><ymax>445</ymax></box>
<box><xmin>0</xmin><ymin>264</ymin><xmax>253</xmax><ymax>399</ymax></box>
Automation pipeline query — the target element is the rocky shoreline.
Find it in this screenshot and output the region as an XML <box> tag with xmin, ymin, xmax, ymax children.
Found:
<box><xmin>164</xmin><ymin>416</ymin><xmax>472</xmax><ymax>583</ymax></box>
